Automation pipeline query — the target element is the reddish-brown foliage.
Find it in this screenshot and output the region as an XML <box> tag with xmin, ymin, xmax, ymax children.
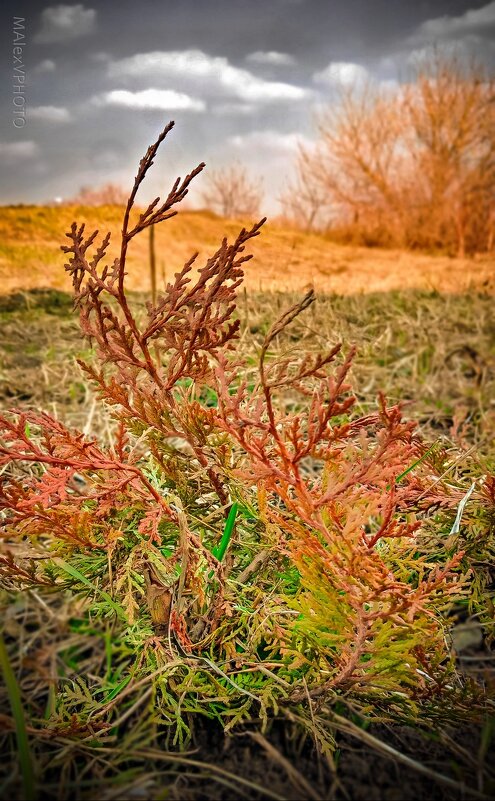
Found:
<box><xmin>0</xmin><ymin>122</ymin><xmax>473</xmax><ymax>700</ymax></box>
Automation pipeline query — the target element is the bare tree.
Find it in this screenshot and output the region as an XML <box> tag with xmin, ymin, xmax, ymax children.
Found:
<box><xmin>201</xmin><ymin>164</ymin><xmax>263</xmax><ymax>218</ymax></box>
<box><xmin>68</xmin><ymin>183</ymin><xmax>128</xmax><ymax>206</ymax></box>
<box><xmin>283</xmin><ymin>81</ymin><xmax>415</xmax><ymax>245</ymax></box>
<box><xmin>287</xmin><ymin>53</ymin><xmax>495</xmax><ymax>254</ymax></box>
<box><xmin>279</xmin><ymin>145</ymin><xmax>332</xmax><ymax>233</ymax></box>
<box><xmin>404</xmin><ymin>53</ymin><xmax>495</xmax><ymax>256</ymax></box>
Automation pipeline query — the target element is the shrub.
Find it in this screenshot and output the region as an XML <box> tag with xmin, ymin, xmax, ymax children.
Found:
<box><xmin>200</xmin><ymin>162</ymin><xmax>263</xmax><ymax>218</ymax></box>
<box><xmin>0</xmin><ymin>123</ymin><xmax>486</xmax><ymax>765</ymax></box>
<box><xmin>67</xmin><ymin>182</ymin><xmax>128</xmax><ymax>206</ymax></box>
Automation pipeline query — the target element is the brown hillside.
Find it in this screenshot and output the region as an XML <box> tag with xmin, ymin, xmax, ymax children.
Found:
<box><xmin>0</xmin><ymin>205</ymin><xmax>493</xmax><ymax>295</ymax></box>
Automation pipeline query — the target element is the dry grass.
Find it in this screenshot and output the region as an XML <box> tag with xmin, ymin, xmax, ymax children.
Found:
<box><xmin>1</xmin><ymin>205</ymin><xmax>494</xmax><ymax>295</ymax></box>
<box><xmin>1</xmin><ymin>288</ymin><xmax>493</xmax><ymax>451</ymax></box>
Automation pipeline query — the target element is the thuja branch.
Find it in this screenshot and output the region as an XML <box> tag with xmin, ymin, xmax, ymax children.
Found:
<box><xmin>116</xmin><ymin>121</ymin><xmax>205</xmax><ymax>378</ymax></box>
<box><xmin>0</xmin><ymin>120</ymin><xmax>471</xmax><ymax>711</ymax></box>
<box><xmin>0</xmin><ymin>410</ymin><xmax>177</xmax><ymax>524</ymax></box>
<box><xmin>60</xmin><ymin>121</ymin><xmax>266</xmax><ymax>507</ymax></box>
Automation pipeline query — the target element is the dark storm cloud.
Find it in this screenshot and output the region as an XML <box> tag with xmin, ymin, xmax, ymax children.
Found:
<box><xmin>0</xmin><ymin>1</ymin><xmax>493</xmax><ymax>211</ymax></box>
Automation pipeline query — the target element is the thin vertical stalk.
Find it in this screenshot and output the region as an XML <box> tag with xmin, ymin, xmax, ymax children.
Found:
<box><xmin>0</xmin><ymin>631</ymin><xmax>36</xmax><ymax>801</ymax></box>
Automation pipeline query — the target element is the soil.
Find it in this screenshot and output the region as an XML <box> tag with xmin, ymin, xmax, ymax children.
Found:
<box><xmin>95</xmin><ymin>718</ymin><xmax>494</xmax><ymax>801</ymax></box>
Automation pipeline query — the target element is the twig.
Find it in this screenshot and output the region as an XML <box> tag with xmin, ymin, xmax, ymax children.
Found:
<box><xmin>246</xmin><ymin>731</ymin><xmax>322</xmax><ymax>800</ymax></box>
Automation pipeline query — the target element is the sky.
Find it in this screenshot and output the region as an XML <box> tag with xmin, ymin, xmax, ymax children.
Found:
<box><xmin>1</xmin><ymin>0</ymin><xmax>494</xmax><ymax>213</ymax></box>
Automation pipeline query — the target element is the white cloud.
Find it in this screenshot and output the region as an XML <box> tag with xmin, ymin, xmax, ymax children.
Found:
<box><xmin>34</xmin><ymin>59</ymin><xmax>56</xmax><ymax>73</ymax></box>
<box><xmin>313</xmin><ymin>61</ymin><xmax>370</xmax><ymax>87</ymax></box>
<box><xmin>416</xmin><ymin>1</ymin><xmax>495</xmax><ymax>40</ymax></box>
<box><xmin>245</xmin><ymin>51</ymin><xmax>296</xmax><ymax>66</ymax></box>
<box><xmin>35</xmin><ymin>4</ymin><xmax>96</xmax><ymax>44</ymax></box>
<box><xmin>93</xmin><ymin>89</ymin><xmax>205</xmax><ymax>112</ymax></box>
<box><xmin>382</xmin><ymin>3</ymin><xmax>495</xmax><ymax>78</ymax></box>
<box><xmin>0</xmin><ymin>141</ymin><xmax>39</xmax><ymax>159</ymax></box>
<box><xmin>29</xmin><ymin>105</ymin><xmax>72</xmax><ymax>123</ymax></box>
<box><xmin>108</xmin><ymin>50</ymin><xmax>309</xmax><ymax>103</ymax></box>
<box><xmin>228</xmin><ymin>130</ymin><xmax>314</xmax><ymax>154</ymax></box>
<box><xmin>213</xmin><ymin>102</ymin><xmax>256</xmax><ymax>115</ymax></box>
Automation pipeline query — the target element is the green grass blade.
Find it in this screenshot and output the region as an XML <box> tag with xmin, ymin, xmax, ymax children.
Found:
<box><xmin>212</xmin><ymin>503</ymin><xmax>238</xmax><ymax>562</ymax></box>
<box><xmin>0</xmin><ymin>631</ymin><xmax>36</xmax><ymax>801</ymax></box>
<box><xmin>103</xmin><ymin>674</ymin><xmax>132</xmax><ymax>702</ymax></box>
<box><xmin>56</xmin><ymin>559</ymin><xmax>127</xmax><ymax>620</ymax></box>
<box><xmin>395</xmin><ymin>442</ymin><xmax>439</xmax><ymax>484</ymax></box>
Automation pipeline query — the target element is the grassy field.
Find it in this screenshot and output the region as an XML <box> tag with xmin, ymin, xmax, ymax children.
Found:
<box><xmin>1</xmin><ymin>286</ymin><xmax>494</xmax><ymax>452</ymax></box>
<box><xmin>1</xmin><ymin>205</ymin><xmax>494</xmax><ymax>295</ymax></box>
<box><xmin>1</xmin><ymin>206</ymin><xmax>495</xmax><ymax>800</ymax></box>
